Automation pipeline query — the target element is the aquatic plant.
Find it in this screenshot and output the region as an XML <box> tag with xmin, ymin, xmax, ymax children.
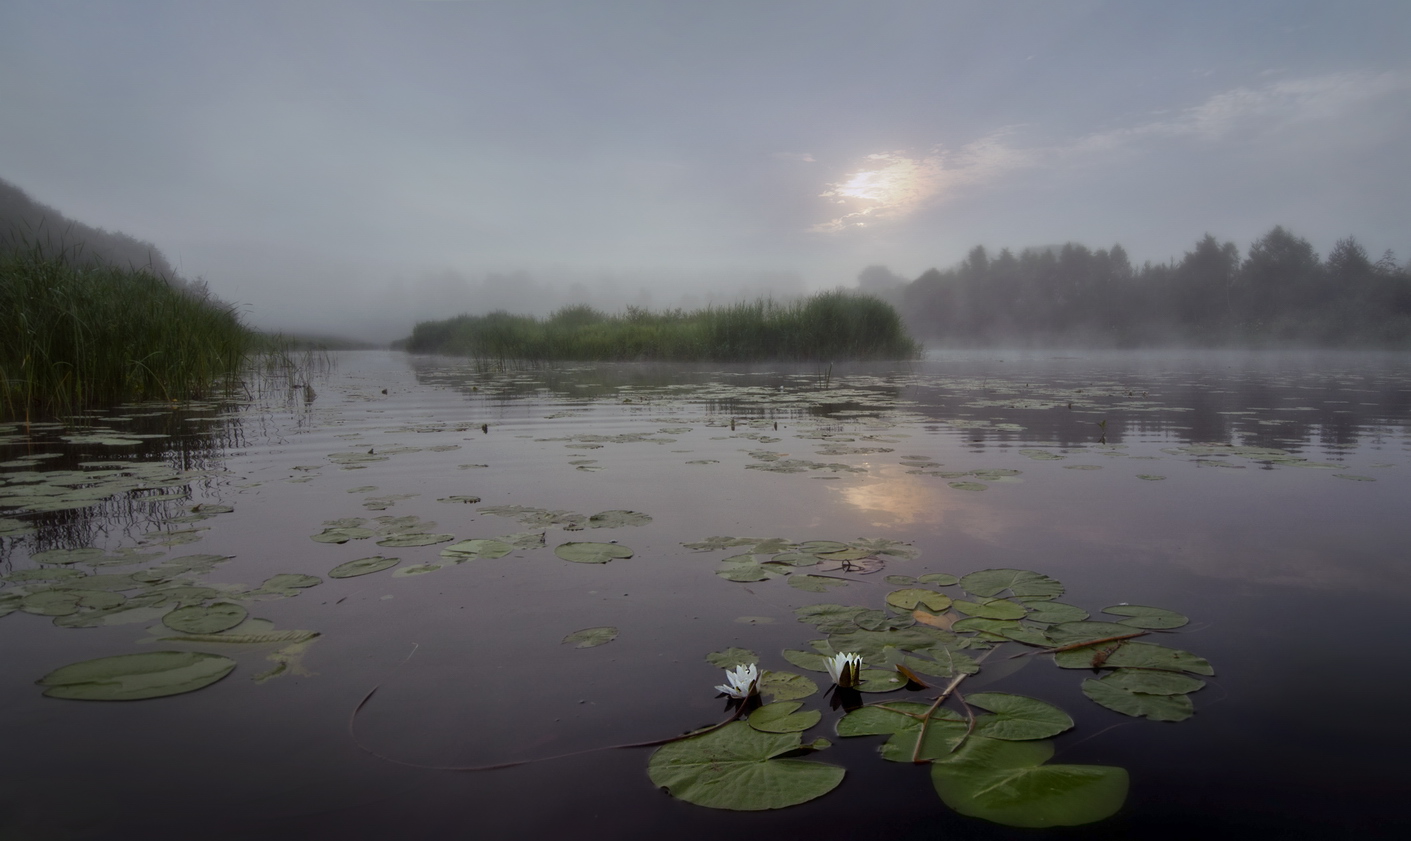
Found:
<box><xmin>404</xmin><ymin>291</ymin><xmax>921</xmax><ymax>362</ymax></box>
<box><xmin>0</xmin><ymin>244</ymin><xmax>257</xmax><ymax>419</ymax></box>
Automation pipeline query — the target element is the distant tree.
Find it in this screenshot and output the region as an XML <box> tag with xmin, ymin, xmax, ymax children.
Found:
<box><xmin>1172</xmin><ymin>234</ymin><xmax>1240</xmax><ymax>333</ymax></box>
<box><xmin>1235</xmin><ymin>226</ymin><xmax>1322</xmax><ymax>333</ymax></box>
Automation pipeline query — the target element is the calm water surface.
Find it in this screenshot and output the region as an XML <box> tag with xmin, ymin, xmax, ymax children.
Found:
<box><xmin>2</xmin><ymin>349</ymin><xmax>1409</xmax><ymax>839</ymax></box>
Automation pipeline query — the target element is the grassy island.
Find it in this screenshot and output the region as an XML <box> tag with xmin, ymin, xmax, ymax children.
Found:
<box><xmin>1</xmin><ymin>248</ymin><xmax>256</xmax><ymax>419</ymax></box>
<box><xmin>405</xmin><ymin>291</ymin><xmax>921</xmax><ymax>362</ymax></box>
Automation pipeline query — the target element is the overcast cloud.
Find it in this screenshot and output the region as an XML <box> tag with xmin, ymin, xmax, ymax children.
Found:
<box><xmin>2</xmin><ymin>0</ymin><xmax>1408</xmax><ymax>341</ymax></box>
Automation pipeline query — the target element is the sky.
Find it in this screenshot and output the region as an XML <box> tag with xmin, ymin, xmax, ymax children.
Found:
<box><xmin>3</xmin><ymin>0</ymin><xmax>1409</xmax><ymax>341</ymax></box>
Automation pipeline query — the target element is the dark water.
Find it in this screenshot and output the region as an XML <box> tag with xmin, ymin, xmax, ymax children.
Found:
<box><xmin>2</xmin><ymin>350</ymin><xmax>1409</xmax><ymax>840</ymax></box>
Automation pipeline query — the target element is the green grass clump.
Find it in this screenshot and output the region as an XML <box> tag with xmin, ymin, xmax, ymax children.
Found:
<box><xmin>1</xmin><ymin>246</ymin><xmax>257</xmax><ymax>419</ymax></box>
<box><xmin>406</xmin><ymin>292</ymin><xmax>921</xmax><ymax>362</ymax></box>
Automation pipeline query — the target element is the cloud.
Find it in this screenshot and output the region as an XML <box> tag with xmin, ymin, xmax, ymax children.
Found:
<box><xmin>811</xmin><ymin>70</ymin><xmax>1411</xmax><ymax>235</ymax></box>
<box><xmin>1075</xmin><ymin>70</ymin><xmax>1411</xmax><ymax>153</ymax></box>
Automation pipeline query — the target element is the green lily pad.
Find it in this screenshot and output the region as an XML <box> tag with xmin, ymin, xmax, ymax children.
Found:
<box><xmin>440</xmin><ymin>539</ymin><xmax>514</xmax><ymax>561</ymax></box>
<box><xmin>918</xmin><ymin>573</ymin><xmax>959</xmax><ymax>587</ymax></box>
<box><xmin>856</xmin><ymin>669</ymin><xmax>908</xmax><ymax>693</ymax></box>
<box><xmin>787</xmin><ymin>574</ymin><xmax>848</xmax><ymax>593</ymax></box>
<box><xmin>554</xmin><ymin>542</ymin><xmax>633</xmax><ymax>564</ymax></box>
<box><xmin>392</xmin><ymin>563</ymin><xmax>443</xmax><ymax>577</ymax></box>
<box><xmin>1081</xmin><ymin>678</ymin><xmax>1195</xmax><ymax>722</ymax></box>
<box><xmin>162</xmin><ymin>603</ymin><xmax>248</xmax><ymax>634</ymax></box>
<box><xmin>967</xmin><ymin>692</ymin><xmax>1074</xmax><ymax>740</ymax></box>
<box><xmin>885</xmin><ymin>575</ymin><xmax>918</xmax><ymax>586</ymax></box>
<box><xmin>647</xmin><ymin>721</ymin><xmax>844</xmax><ymax>810</ymax></box>
<box><xmin>1102</xmin><ymin>604</ymin><xmax>1189</xmax><ymax>629</ymax></box>
<box><xmin>30</xmin><ymin>547</ymin><xmax>109</xmax><ymax>565</ymax></box>
<box><xmin>1044</xmin><ymin>621</ymin><xmax>1137</xmax><ymax>644</ymax></box>
<box><xmin>949</xmin><ymin>481</ymin><xmax>988</xmax><ymax>491</ymax></box>
<box><xmin>376</xmin><ymin>532</ymin><xmax>454</xmax><ymax>548</ymax></box>
<box><xmin>853</xmin><ymin>608</ymin><xmax>914</xmax><ymax>631</ymax></box>
<box><xmin>588</xmin><ymin>510</ymin><xmax>652</xmax><ymax>528</ymax></box>
<box><xmin>886</xmin><ymin>588</ymin><xmax>952</xmax><ymax>613</ymax></box>
<box><xmin>1054</xmin><ymin>641</ymin><xmax>1214</xmax><ymax>675</ymax></box>
<box><xmin>561</xmin><ymin>626</ymin><xmax>618</xmax><ymax>648</ymax></box>
<box><xmin>437</xmin><ymin>495</ymin><xmax>482</xmax><ymax>504</ymax></box>
<box><xmin>961</xmin><ymin>569</ymin><xmax>1064</xmax><ymax>601</ymax></box>
<box><xmin>311</xmin><ymin>527</ymin><xmax>376</xmax><ymax>544</ymax></box>
<box><xmin>769</xmin><ymin>552</ymin><xmax>821</xmax><ymax>567</ymax></box>
<box><xmin>1021</xmin><ymin>601</ymin><xmax>1090</xmax><ymax>625</ymax></box>
<box><xmin>953</xmin><ymin>598</ymin><xmax>1027</xmax><ymax>620</ymax></box>
<box><xmin>1098</xmin><ymin>668</ymin><xmax>1206</xmax><ymax>695</ymax></box>
<box><xmin>1137</xmin><ymin>474</ymin><xmax>1166</xmax><ymax>481</ymax></box>
<box><xmin>329</xmin><ymin>556</ymin><xmax>400</xmax><ymax>579</ymax></box>
<box><xmin>717</xmin><ymin>555</ymin><xmax>782</xmax><ymax>582</ymax></box>
<box><xmin>781</xmin><ymin>649</ymin><xmax>831</xmax><ymax>672</ymax></box>
<box><xmin>37</xmin><ymin>651</ymin><xmax>237</xmax><ymax>701</ymax></box>
<box><xmin>759</xmin><ymin>671</ymin><xmax>818</xmax><ymax>701</ymax></box>
<box><xmin>254</xmin><ymin>574</ymin><xmax>322</xmax><ymax>593</ymax></box>
<box><xmin>930</xmin><ymin>737</ymin><xmax>1129</xmax><ymax>827</ymax></box>
<box><xmin>836</xmin><ymin>702</ymin><xmax>967</xmax><ymax>761</ymax></box>
<box><xmin>951</xmin><ymin>617</ymin><xmax>1048</xmax><ymax>645</ymax></box>
<box><xmin>748</xmin><ymin>701</ymin><xmax>822</xmax><ymax>733</ymax></box>
<box><xmin>705</xmin><ymin>648</ymin><xmax>759</xmax><ymax>669</ymax></box>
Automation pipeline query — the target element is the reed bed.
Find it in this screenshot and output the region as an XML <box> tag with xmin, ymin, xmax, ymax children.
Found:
<box><xmin>406</xmin><ymin>292</ymin><xmax>921</xmax><ymax>362</ymax></box>
<box><xmin>1</xmin><ymin>246</ymin><xmax>257</xmax><ymax>420</ymax></box>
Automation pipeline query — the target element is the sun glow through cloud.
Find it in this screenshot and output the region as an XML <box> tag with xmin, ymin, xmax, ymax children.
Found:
<box><xmin>812</xmin><ymin>151</ymin><xmax>944</xmax><ymax>233</ymax></box>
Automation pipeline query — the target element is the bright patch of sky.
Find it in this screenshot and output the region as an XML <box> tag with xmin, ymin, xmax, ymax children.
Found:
<box><xmin>1</xmin><ymin>0</ymin><xmax>1407</xmax><ymax>340</ymax></box>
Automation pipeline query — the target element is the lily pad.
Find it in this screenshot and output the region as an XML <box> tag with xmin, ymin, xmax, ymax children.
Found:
<box><xmin>440</xmin><ymin>539</ymin><xmax>514</xmax><ymax>561</ymax></box>
<box><xmin>961</xmin><ymin>569</ymin><xmax>1064</xmax><ymax>601</ymax></box>
<box><xmin>375</xmin><ymin>532</ymin><xmax>454</xmax><ymax>548</ymax></box>
<box><xmin>836</xmin><ymin>702</ymin><xmax>968</xmax><ymax>761</ymax></box>
<box><xmin>967</xmin><ymin>692</ymin><xmax>1074</xmax><ymax>740</ymax></box>
<box><xmin>758</xmin><ymin>671</ymin><xmax>818</xmax><ymax>701</ymax></box>
<box><xmin>886</xmin><ymin>588</ymin><xmax>952</xmax><ymax>613</ymax></box>
<box><xmin>311</xmin><ymin>527</ymin><xmax>376</xmax><ymax>544</ymax></box>
<box><xmin>555</xmin><ymin>542</ymin><xmax>634</xmax><ymax>564</ymax></box>
<box><xmin>787</xmin><ymin>574</ymin><xmax>848</xmax><ymax>593</ymax></box>
<box><xmin>918</xmin><ymin>573</ymin><xmax>959</xmax><ymax>587</ymax></box>
<box><xmin>1097</xmin><ymin>668</ymin><xmax>1206</xmax><ymax>696</ymax></box>
<box><xmin>705</xmin><ymin>648</ymin><xmax>759</xmax><ymax>669</ymax></box>
<box><xmin>1081</xmin><ymin>678</ymin><xmax>1195</xmax><ymax>722</ymax></box>
<box><xmin>953</xmin><ymin>598</ymin><xmax>1028</xmax><ymax>620</ymax></box>
<box><xmin>561</xmin><ymin>626</ymin><xmax>618</xmax><ymax>648</ymax></box>
<box><xmin>588</xmin><ymin>510</ymin><xmax>652</xmax><ymax>528</ymax></box>
<box><xmin>37</xmin><ymin>651</ymin><xmax>237</xmax><ymax>701</ymax></box>
<box><xmin>1102</xmin><ymin>604</ymin><xmax>1189</xmax><ymax>629</ymax></box>
<box><xmin>329</xmin><ymin>556</ymin><xmax>400</xmax><ymax>579</ymax></box>
<box><xmin>930</xmin><ymin>737</ymin><xmax>1129</xmax><ymax>828</ymax></box>
<box><xmin>392</xmin><ymin>563</ymin><xmax>443</xmax><ymax>577</ymax></box>
<box><xmin>647</xmin><ymin>721</ymin><xmax>844</xmax><ymax>810</ymax></box>
<box><xmin>748</xmin><ymin>701</ymin><xmax>822</xmax><ymax>733</ymax></box>
<box><xmin>1021</xmin><ymin>601</ymin><xmax>1090</xmax><ymax>625</ymax></box>
<box><xmin>949</xmin><ymin>481</ymin><xmax>988</xmax><ymax>491</ymax></box>
<box><xmin>1053</xmin><ymin>641</ymin><xmax>1214</xmax><ymax>675</ymax></box>
<box><xmin>437</xmin><ymin>495</ymin><xmax>483</xmax><ymax>504</ymax></box>
<box><xmin>162</xmin><ymin>603</ymin><xmax>248</xmax><ymax>634</ymax></box>
<box><xmin>30</xmin><ymin>547</ymin><xmax>109</xmax><ymax>565</ymax></box>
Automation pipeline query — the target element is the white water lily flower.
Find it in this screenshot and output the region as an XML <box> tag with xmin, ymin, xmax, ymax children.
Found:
<box><xmin>825</xmin><ymin>652</ymin><xmax>863</xmax><ymax>689</ymax></box>
<box><xmin>714</xmin><ymin>663</ymin><xmax>759</xmax><ymax>699</ymax></box>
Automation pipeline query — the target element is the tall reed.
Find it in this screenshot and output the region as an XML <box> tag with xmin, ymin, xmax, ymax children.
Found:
<box><xmin>406</xmin><ymin>292</ymin><xmax>921</xmax><ymax>363</ymax></box>
<box><xmin>1</xmin><ymin>245</ymin><xmax>256</xmax><ymax>420</ymax></box>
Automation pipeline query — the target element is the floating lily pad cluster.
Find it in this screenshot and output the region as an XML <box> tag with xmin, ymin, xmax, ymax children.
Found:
<box><xmin>648</xmin><ymin>558</ymin><xmax>1211</xmax><ymax>828</ymax></box>
<box><xmin>1</xmin><ymin>543</ymin><xmax>324</xmax><ymax>697</ymax></box>
<box><xmin>684</xmin><ymin>535</ymin><xmax>917</xmax><ymax>590</ymax></box>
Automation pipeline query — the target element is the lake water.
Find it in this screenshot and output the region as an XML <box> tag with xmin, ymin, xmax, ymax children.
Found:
<box><xmin>2</xmin><ymin>349</ymin><xmax>1409</xmax><ymax>839</ymax></box>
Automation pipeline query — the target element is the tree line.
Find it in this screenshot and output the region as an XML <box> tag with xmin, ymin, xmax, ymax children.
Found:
<box><xmin>873</xmin><ymin>227</ymin><xmax>1411</xmax><ymax>347</ymax></box>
